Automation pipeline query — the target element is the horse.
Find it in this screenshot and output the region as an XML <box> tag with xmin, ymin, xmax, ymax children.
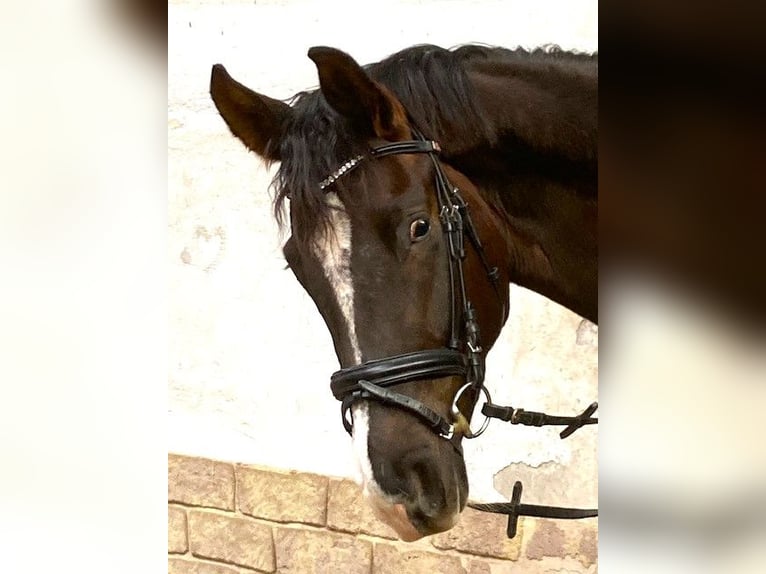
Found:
<box><xmin>209</xmin><ymin>43</ymin><xmax>597</xmax><ymax>541</ymax></box>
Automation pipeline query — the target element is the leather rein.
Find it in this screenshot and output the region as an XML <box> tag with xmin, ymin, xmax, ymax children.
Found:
<box><xmin>319</xmin><ymin>130</ymin><xmax>598</xmax><ymax>537</ymax></box>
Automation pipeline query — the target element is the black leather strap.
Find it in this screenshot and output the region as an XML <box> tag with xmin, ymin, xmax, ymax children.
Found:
<box><xmin>330</xmin><ymin>349</ymin><xmax>467</xmax><ymax>400</ymax></box>
<box><xmin>370</xmin><ymin>139</ymin><xmax>440</xmax><ymax>158</ymax></box>
<box><xmin>480</xmin><ymin>401</ymin><xmax>598</xmax><ymax>439</ymax></box>
<box><xmin>356</xmin><ymin>380</ymin><xmax>454</xmax><ymax>437</ymax></box>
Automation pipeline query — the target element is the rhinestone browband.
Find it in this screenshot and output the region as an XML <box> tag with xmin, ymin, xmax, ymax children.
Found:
<box><xmin>318</xmin><ymin>154</ymin><xmax>365</xmax><ymax>190</ymax></box>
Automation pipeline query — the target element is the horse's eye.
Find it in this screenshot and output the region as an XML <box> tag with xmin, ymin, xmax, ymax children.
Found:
<box><xmin>409</xmin><ymin>218</ymin><xmax>431</xmax><ymax>242</ymax></box>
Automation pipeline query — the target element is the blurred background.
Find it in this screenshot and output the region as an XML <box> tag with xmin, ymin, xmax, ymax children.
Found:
<box><xmin>600</xmin><ymin>2</ymin><xmax>766</xmax><ymax>572</ymax></box>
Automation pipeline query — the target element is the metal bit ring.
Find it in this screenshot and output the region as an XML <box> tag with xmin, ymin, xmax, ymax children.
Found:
<box><xmin>451</xmin><ymin>383</ymin><xmax>492</xmax><ymax>439</ymax></box>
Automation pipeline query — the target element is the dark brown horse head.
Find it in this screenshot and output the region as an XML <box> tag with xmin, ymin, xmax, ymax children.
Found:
<box><xmin>210</xmin><ymin>47</ymin><xmax>511</xmax><ymax>539</ymax></box>
<box><xmin>211</xmin><ymin>42</ymin><xmax>598</xmax><ymax>539</ymax></box>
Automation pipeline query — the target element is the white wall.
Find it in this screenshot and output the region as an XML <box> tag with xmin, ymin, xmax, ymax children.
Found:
<box><xmin>168</xmin><ymin>0</ymin><xmax>598</xmax><ymax>504</ymax></box>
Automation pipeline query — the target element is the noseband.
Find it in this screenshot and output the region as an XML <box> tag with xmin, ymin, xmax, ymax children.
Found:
<box><xmin>326</xmin><ymin>132</ymin><xmax>500</xmax><ymax>445</ymax></box>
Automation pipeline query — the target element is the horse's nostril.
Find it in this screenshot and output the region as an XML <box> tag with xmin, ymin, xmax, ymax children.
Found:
<box><xmin>406</xmin><ymin>499</ymin><xmax>459</xmax><ymax>535</ymax></box>
<box><xmin>408</xmin><ymin>508</ymin><xmax>429</xmax><ymax>530</ymax></box>
<box><xmin>401</xmin><ymin>461</ymin><xmax>463</xmax><ymax>535</ymax></box>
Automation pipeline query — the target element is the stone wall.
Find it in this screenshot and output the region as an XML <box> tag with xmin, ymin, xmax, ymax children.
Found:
<box><xmin>168</xmin><ymin>454</ymin><xmax>597</xmax><ymax>573</ymax></box>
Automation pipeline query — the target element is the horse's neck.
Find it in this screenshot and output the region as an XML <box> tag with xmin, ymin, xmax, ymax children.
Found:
<box><xmin>489</xmin><ymin>169</ymin><xmax>597</xmax><ymax>324</ymax></box>
<box><xmin>452</xmin><ymin>58</ymin><xmax>598</xmax><ymax>323</ymax></box>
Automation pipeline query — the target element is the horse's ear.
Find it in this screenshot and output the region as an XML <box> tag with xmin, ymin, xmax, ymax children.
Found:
<box><xmin>210</xmin><ymin>64</ymin><xmax>291</xmax><ymax>161</ymax></box>
<box><xmin>307</xmin><ymin>47</ymin><xmax>410</xmax><ymax>140</ymax></box>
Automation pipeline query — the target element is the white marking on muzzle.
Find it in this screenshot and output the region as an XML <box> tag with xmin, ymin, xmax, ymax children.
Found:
<box><xmin>350</xmin><ymin>402</ymin><xmax>387</xmax><ymax>499</ymax></box>
<box><xmin>352</xmin><ymin>401</ymin><xmax>423</xmax><ymax>541</ymax></box>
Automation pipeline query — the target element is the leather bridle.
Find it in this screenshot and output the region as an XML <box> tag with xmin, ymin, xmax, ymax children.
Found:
<box><xmin>318</xmin><ymin>129</ymin><xmax>598</xmax><ymax>536</ymax></box>
<box><xmin>326</xmin><ymin>131</ymin><xmax>500</xmax><ymax>447</ymax></box>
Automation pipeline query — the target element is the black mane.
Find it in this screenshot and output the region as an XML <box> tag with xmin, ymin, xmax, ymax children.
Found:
<box><xmin>367</xmin><ymin>44</ymin><xmax>596</xmax><ymax>149</ymax></box>
<box><xmin>272</xmin><ymin>90</ymin><xmax>365</xmax><ymax>237</ymax></box>
<box><xmin>271</xmin><ymin>44</ymin><xmax>597</xmax><ymax>238</ymax></box>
